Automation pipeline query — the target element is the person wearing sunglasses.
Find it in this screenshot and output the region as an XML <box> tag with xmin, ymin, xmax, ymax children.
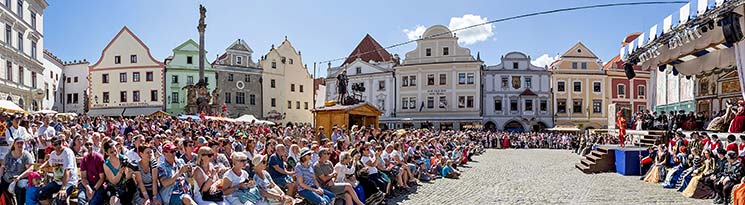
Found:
<box><xmin>252</xmin><ymin>153</ymin><xmax>293</xmax><ymax>205</ymax></box>
<box><xmin>79</xmin><ymin>139</ymin><xmax>106</xmax><ymax>205</ymax></box>
<box><xmin>157</xmin><ymin>143</ymin><xmax>196</xmax><ymax>205</ymax></box>
<box><xmin>37</xmin><ymin>137</ymin><xmax>80</xmax><ymax>205</ymax></box>
<box><xmin>193</xmin><ymin>147</ymin><xmax>225</xmax><ymax>204</ymax></box>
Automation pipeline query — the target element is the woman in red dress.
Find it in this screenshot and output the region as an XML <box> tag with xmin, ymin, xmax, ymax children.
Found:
<box><xmin>729</xmin><ymin>100</ymin><xmax>745</xmax><ymax>133</ymax></box>
<box><xmin>682</xmin><ymin>111</ymin><xmax>697</xmax><ymax>130</ymax></box>
<box><xmin>617</xmin><ymin>111</ymin><xmax>627</xmax><ymax>148</ymax></box>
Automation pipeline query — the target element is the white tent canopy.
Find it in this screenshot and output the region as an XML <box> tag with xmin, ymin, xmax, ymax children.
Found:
<box><xmin>0</xmin><ymin>100</ymin><xmax>25</xmax><ymax>113</ymax></box>
<box><xmin>234</xmin><ymin>115</ymin><xmax>259</xmax><ymax>123</ymax></box>
<box><xmin>34</xmin><ymin>109</ymin><xmax>58</xmax><ymax>115</ymax></box>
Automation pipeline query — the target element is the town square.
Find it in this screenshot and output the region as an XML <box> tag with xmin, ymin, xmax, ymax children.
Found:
<box><xmin>1</xmin><ymin>0</ymin><xmax>745</xmax><ymax>204</ymax></box>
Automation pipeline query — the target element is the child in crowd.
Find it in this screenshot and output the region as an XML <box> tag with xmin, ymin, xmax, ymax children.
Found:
<box><xmin>25</xmin><ymin>171</ymin><xmax>42</xmax><ymax>205</ymax></box>
<box><xmin>442</xmin><ymin>160</ymin><xmax>461</xmax><ymax>179</ymax></box>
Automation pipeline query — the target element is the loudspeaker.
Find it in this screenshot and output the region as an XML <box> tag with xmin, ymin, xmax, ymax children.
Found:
<box><xmin>672</xmin><ymin>67</ymin><xmax>679</xmax><ymax>76</ymax></box>
<box><xmin>720</xmin><ymin>12</ymin><xmax>744</xmax><ymax>43</ymax></box>
<box><xmin>624</xmin><ymin>63</ymin><xmax>636</xmax><ymax>79</ymax></box>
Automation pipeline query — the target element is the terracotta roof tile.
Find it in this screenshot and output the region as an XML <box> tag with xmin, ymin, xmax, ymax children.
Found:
<box><xmin>343</xmin><ymin>34</ymin><xmax>396</xmax><ymax>66</ymax></box>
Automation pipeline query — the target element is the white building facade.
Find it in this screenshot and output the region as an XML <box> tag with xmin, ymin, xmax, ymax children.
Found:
<box><xmin>42</xmin><ymin>49</ymin><xmax>61</xmax><ymax>111</ymax></box>
<box><xmin>0</xmin><ymin>0</ymin><xmax>47</xmax><ymax>111</ymax></box>
<box><xmin>482</xmin><ymin>52</ymin><xmax>553</xmax><ymax>132</ymax></box>
<box><xmin>258</xmin><ymin>38</ymin><xmax>313</xmax><ymax>125</ymax></box>
<box><xmin>392</xmin><ymin>25</ymin><xmax>482</xmax><ymax>130</ymax></box>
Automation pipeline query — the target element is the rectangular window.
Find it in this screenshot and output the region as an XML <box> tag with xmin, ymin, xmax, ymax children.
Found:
<box><xmin>501</xmin><ymin>77</ymin><xmax>508</xmax><ymax>88</ymax></box>
<box><xmin>119</xmin><ymin>72</ymin><xmax>127</xmax><ymax>82</ymax></box>
<box><xmin>581</xmin><ymin>62</ymin><xmax>587</xmax><ymax>69</ymax></box>
<box><xmin>250</xmin><ymin>94</ymin><xmax>256</xmax><ymax>105</ymax></box>
<box><xmin>439</xmin><ymin>96</ymin><xmax>447</xmax><ymax>108</ymax></box>
<box><xmin>572</xmin><ymin>62</ymin><xmax>578</xmax><ymax>69</ymax></box>
<box><xmin>130</xmin><ymin>55</ymin><xmax>137</xmax><ymax>63</ymax></box>
<box><xmin>557</xmin><ymin>81</ymin><xmax>565</xmax><ymax>92</ymax></box>
<box><xmin>427</xmin><ymin>74</ymin><xmax>435</xmax><ymax>85</ymax></box>
<box><xmin>525</xmin><ymin>99</ymin><xmax>533</xmax><ymax>111</ymax></box>
<box><xmin>172</xmin><ymin>75</ymin><xmax>179</xmax><ymax>83</ymax></box>
<box><xmin>187</xmin><ymin>76</ymin><xmax>194</xmax><ymax>85</ymax></box>
<box><xmin>72</xmin><ymin>93</ymin><xmax>78</xmax><ymax>104</ymax></box>
<box><xmin>291</xmin><ymin>84</ymin><xmax>295</xmax><ymax>92</ymax></box>
<box><xmin>102</xmin><ymin>74</ymin><xmax>109</xmax><ymax>84</ymax></box>
<box><xmin>409</xmin><ymin>97</ymin><xmax>416</xmax><ymax>109</ymax></box>
<box><xmin>494</xmin><ymin>99</ymin><xmax>503</xmax><ymax>111</ymax></box>
<box><xmin>573</xmin><ymin>81</ymin><xmax>581</xmax><ymax>92</ymax></box>
<box><xmin>513</xmin><ymin>62</ymin><xmax>519</xmax><ymax>69</ymax></box>
<box><xmin>618</xmin><ymin>84</ymin><xmax>626</xmax><ymax>96</ymax></box>
<box><xmin>150</xmin><ymin>90</ymin><xmax>158</xmax><ymax>101</ymax></box>
<box><xmin>30</xmin><ymin>41</ymin><xmax>36</xmax><ymax>59</ymax></box>
<box><xmin>439</xmin><ymin>74</ymin><xmax>446</xmax><ymax>85</ymax></box>
<box><xmin>16</xmin><ymin>32</ymin><xmax>21</xmax><ymax>51</ymax></box>
<box><xmin>593</xmin><ymin>82</ymin><xmax>601</xmax><ymax>92</ymax></box>
<box><xmin>525</xmin><ymin>77</ymin><xmax>532</xmax><ymax>88</ymax></box>
<box><xmin>467</xmin><ymin>73</ymin><xmax>475</xmax><ymax>85</ymax></box>
<box><xmin>540</xmin><ymin>100</ymin><xmax>548</xmax><ymax>112</ymax></box>
<box><xmin>639</xmin><ymin>86</ymin><xmax>646</xmax><ymax>97</ymax></box>
<box><xmin>638</xmin><ymin>105</ymin><xmax>645</xmax><ymax>112</ymax></box>
<box><xmin>271</xmin><ymin>79</ymin><xmax>276</xmax><ymax>88</ymax></box>
<box><xmin>425</xmin><ymin>48</ymin><xmax>431</xmax><ymax>56</ymax></box>
<box><xmin>245</xmin><ymin>74</ymin><xmax>250</xmax><ymax>82</ymax></box>
<box><xmin>146</xmin><ymin>72</ymin><xmax>153</xmax><ymax>81</ymax></box>
<box><xmin>443</xmin><ymin>47</ymin><xmax>449</xmax><ymax>55</ymax></box>
<box><xmin>402</xmin><ymin>76</ymin><xmax>409</xmax><ymax>87</ymax></box>
<box><xmin>66</xmin><ymin>94</ymin><xmax>71</xmax><ymax>104</ymax></box>
<box><xmin>510</xmin><ymin>99</ymin><xmax>518</xmax><ymax>111</ymax></box>
<box><xmin>287</xmin><ymin>101</ymin><xmax>292</xmax><ymax>109</ymax></box>
<box><xmin>30</xmin><ymin>71</ymin><xmax>35</xmax><ymax>88</ymax></box>
<box><xmin>427</xmin><ymin>96</ymin><xmax>434</xmax><ymax>108</ymax></box>
<box><xmin>132</xmin><ymin>90</ymin><xmax>140</xmax><ymax>102</ymax></box>
<box><xmin>296</xmin><ymin>101</ymin><xmax>300</xmax><ymax>109</ymax></box>
<box><xmin>224</xmin><ymin>92</ymin><xmax>231</xmax><ymax>104</ymax></box>
<box><xmin>103</xmin><ymin>92</ymin><xmax>110</xmax><ymax>103</ymax></box>
<box><xmin>236</xmin><ymin>92</ymin><xmax>245</xmax><ymax>104</ymax></box>
<box><xmin>467</xmin><ymin>96</ymin><xmax>474</xmax><ymax>108</ymax></box>
<box><xmin>271</xmin><ymin>61</ymin><xmax>276</xmax><ymax>68</ymax></box>
<box><xmin>458</xmin><ymin>73</ymin><xmax>466</xmax><ymax>85</ymax></box>
<box><xmin>402</xmin><ymin>98</ymin><xmax>409</xmax><ymax>110</ymax></box>
<box><xmin>573</xmin><ymin>100</ymin><xmax>582</xmax><ymax>113</ymax></box>
<box><xmin>16</xmin><ymin>0</ymin><xmax>21</xmax><ymax>17</ymax></box>
<box><xmin>120</xmin><ymin>91</ymin><xmax>127</xmax><ymax>102</ymax></box>
<box><xmin>409</xmin><ymin>75</ymin><xmax>416</xmax><ymax>86</ymax></box>
<box><xmin>356</xmin><ymin>67</ymin><xmax>362</xmax><ymax>75</ymax></box>
<box><xmin>17</xmin><ymin>66</ymin><xmax>22</xmax><ymax>85</ymax></box>
<box><xmin>378</xmin><ymin>81</ymin><xmax>385</xmax><ymax>91</ymax></box>
<box><xmin>3</xmin><ymin>24</ymin><xmax>8</xmax><ymax>45</ymax></box>
<box><xmin>114</xmin><ymin>56</ymin><xmax>121</xmax><ymax>64</ymax></box>
<box><xmin>304</xmin><ymin>102</ymin><xmax>309</xmax><ymax>110</ymax></box>
<box><xmin>132</xmin><ymin>72</ymin><xmax>140</xmax><ymax>82</ymax></box>
<box><xmin>186</xmin><ymin>56</ymin><xmax>193</xmax><ymax>64</ymax></box>
<box><xmin>593</xmin><ymin>100</ymin><xmax>602</xmax><ymax>113</ymax></box>
<box><xmin>271</xmin><ymin>98</ymin><xmax>276</xmax><ymax>107</ymax></box>
<box><xmin>171</xmin><ymin>92</ymin><xmax>179</xmax><ymax>103</ymax></box>
<box><xmin>236</xmin><ymin>56</ymin><xmax>243</xmax><ymax>65</ymax></box>
<box><xmin>557</xmin><ymin>99</ymin><xmax>567</xmax><ymax>113</ymax></box>
<box><xmin>73</xmin><ymin>77</ymin><xmax>78</xmax><ymax>83</ymax></box>
<box><xmin>289</xmin><ymin>59</ymin><xmax>293</xmax><ymax>64</ymax></box>
<box><xmin>66</xmin><ymin>77</ymin><xmax>70</xmax><ymax>83</ymax></box>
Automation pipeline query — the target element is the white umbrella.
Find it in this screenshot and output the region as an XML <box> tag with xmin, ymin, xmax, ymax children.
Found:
<box><xmin>234</xmin><ymin>115</ymin><xmax>259</xmax><ymax>123</ymax></box>
<box><xmin>0</xmin><ymin>100</ymin><xmax>25</xmax><ymax>113</ymax></box>
<box><xmin>34</xmin><ymin>109</ymin><xmax>58</xmax><ymax>115</ymax></box>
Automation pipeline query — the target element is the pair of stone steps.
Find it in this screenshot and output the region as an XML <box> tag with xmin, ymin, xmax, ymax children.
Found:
<box><xmin>575</xmin><ymin>146</ymin><xmax>615</xmax><ymax>174</ymax></box>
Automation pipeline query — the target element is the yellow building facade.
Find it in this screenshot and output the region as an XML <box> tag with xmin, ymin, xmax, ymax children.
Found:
<box><xmin>550</xmin><ymin>42</ymin><xmax>608</xmax><ymax>130</ymax></box>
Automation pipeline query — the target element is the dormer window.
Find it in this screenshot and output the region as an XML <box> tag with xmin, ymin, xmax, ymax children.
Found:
<box><xmin>271</xmin><ymin>60</ymin><xmax>277</xmax><ymax>68</ymax></box>
<box><xmin>513</xmin><ymin>62</ymin><xmax>518</xmax><ymax>69</ymax></box>
<box><xmin>236</xmin><ymin>56</ymin><xmax>243</xmax><ymax>65</ymax></box>
<box><xmin>355</xmin><ymin>67</ymin><xmax>361</xmax><ymax>74</ymax></box>
<box><xmin>425</xmin><ymin>48</ymin><xmax>432</xmax><ymax>56</ymax></box>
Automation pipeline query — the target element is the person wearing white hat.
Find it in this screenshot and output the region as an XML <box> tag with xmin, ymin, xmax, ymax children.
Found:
<box><xmin>295</xmin><ymin>148</ymin><xmax>335</xmax><ymax>205</ymax></box>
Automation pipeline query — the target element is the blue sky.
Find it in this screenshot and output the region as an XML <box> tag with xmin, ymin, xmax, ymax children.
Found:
<box><xmin>45</xmin><ymin>0</ymin><xmax>688</xmax><ymax>77</ymax></box>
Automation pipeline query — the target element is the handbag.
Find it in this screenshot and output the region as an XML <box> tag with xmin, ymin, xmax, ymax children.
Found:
<box><xmin>200</xmin><ymin>178</ymin><xmax>224</xmax><ymax>202</ymax></box>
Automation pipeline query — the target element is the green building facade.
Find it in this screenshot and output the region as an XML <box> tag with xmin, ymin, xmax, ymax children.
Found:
<box><xmin>164</xmin><ymin>39</ymin><xmax>216</xmax><ymax>115</ymax></box>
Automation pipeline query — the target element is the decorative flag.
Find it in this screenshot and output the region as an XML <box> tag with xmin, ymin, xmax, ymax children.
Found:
<box><xmin>650</xmin><ymin>25</ymin><xmax>658</xmax><ymax>41</ymax></box>
<box><xmin>638</xmin><ymin>33</ymin><xmax>646</xmax><ymax>46</ymax></box>
<box><xmin>663</xmin><ymin>15</ymin><xmax>673</xmax><ymax>33</ymax></box>
<box><xmin>697</xmin><ymin>0</ymin><xmax>708</xmax><ymax>15</ymax></box>
<box><xmin>629</xmin><ymin>39</ymin><xmax>636</xmax><ymax>53</ymax></box>
<box><xmin>715</xmin><ymin>0</ymin><xmax>725</xmax><ymax>7</ymax></box>
<box><xmin>620</xmin><ymin>46</ymin><xmax>627</xmax><ymax>60</ymax></box>
<box><xmin>680</xmin><ymin>3</ymin><xmax>691</xmax><ymax>24</ymax></box>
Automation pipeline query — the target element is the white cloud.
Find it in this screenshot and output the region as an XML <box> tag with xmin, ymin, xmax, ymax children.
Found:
<box><xmin>448</xmin><ymin>14</ymin><xmax>494</xmax><ymax>45</ymax></box>
<box><xmin>531</xmin><ymin>54</ymin><xmax>559</xmax><ymax>68</ymax></box>
<box><xmin>403</xmin><ymin>25</ymin><xmax>426</xmax><ymax>41</ymax></box>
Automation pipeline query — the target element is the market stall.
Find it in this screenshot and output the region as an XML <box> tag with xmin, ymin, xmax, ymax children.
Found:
<box><xmin>312</xmin><ymin>103</ymin><xmax>382</xmax><ymax>138</ymax></box>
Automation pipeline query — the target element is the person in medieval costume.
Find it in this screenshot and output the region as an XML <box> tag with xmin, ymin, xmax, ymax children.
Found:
<box><xmin>337</xmin><ymin>70</ymin><xmax>349</xmax><ymax>104</ymax></box>
<box><xmin>617</xmin><ymin>111</ymin><xmax>627</xmax><ymax>148</ymax></box>
<box><xmin>729</xmin><ymin>100</ymin><xmax>745</xmax><ymax>133</ymax></box>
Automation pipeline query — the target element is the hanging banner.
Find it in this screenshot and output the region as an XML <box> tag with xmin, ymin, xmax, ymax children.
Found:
<box><xmin>680</xmin><ymin>3</ymin><xmax>691</xmax><ymax>24</ymax></box>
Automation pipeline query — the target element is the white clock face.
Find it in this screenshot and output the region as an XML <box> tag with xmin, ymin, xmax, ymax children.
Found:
<box><xmin>236</xmin><ymin>81</ymin><xmax>245</xmax><ymax>89</ymax></box>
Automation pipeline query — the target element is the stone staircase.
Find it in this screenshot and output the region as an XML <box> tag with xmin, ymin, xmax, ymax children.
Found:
<box><xmin>635</xmin><ymin>130</ymin><xmax>666</xmax><ymax>147</ymax></box>
<box><xmin>575</xmin><ymin>146</ymin><xmax>616</xmax><ymax>174</ymax></box>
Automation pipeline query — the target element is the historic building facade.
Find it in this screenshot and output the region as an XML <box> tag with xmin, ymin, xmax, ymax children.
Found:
<box><xmin>259</xmin><ymin>37</ymin><xmax>313</xmax><ymax>125</ymax></box>
<box><xmin>550</xmin><ymin>42</ymin><xmax>607</xmax><ymax>130</ymax></box>
<box><xmin>654</xmin><ymin>67</ymin><xmax>696</xmax><ymax>113</ymax></box>
<box><xmin>695</xmin><ymin>69</ymin><xmax>738</xmax><ymax>118</ymax></box>
<box><xmin>164</xmin><ymin>39</ymin><xmax>217</xmax><ymax>115</ymax></box>
<box><xmin>42</xmin><ymin>50</ymin><xmax>61</xmax><ymax>111</ymax></box>
<box><xmin>88</xmin><ymin>27</ymin><xmax>165</xmax><ymax>116</ymax></box>
<box><xmin>213</xmin><ymin>39</ymin><xmax>263</xmax><ymax>118</ymax></box>
<box><xmin>0</xmin><ymin>0</ymin><xmax>47</xmax><ymax>111</ymax></box>
<box><xmin>325</xmin><ymin>34</ymin><xmax>397</xmax><ymax>129</ymax></box>
<box><xmin>392</xmin><ymin>25</ymin><xmax>482</xmax><ymax>130</ymax></box>
<box><xmin>483</xmin><ymin>51</ymin><xmax>552</xmax><ymax>132</ymax></box>
<box><xmin>57</xmin><ymin>60</ymin><xmax>89</xmax><ymax>114</ymax></box>
<box><xmin>604</xmin><ymin>33</ymin><xmax>651</xmax><ymax>117</ymax></box>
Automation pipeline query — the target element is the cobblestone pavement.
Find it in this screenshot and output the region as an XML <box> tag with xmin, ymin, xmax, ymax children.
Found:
<box><xmin>390</xmin><ymin>149</ymin><xmax>710</xmax><ymax>205</ymax></box>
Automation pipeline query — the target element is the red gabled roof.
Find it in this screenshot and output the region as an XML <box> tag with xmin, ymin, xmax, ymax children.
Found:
<box><xmin>343</xmin><ymin>34</ymin><xmax>396</xmax><ymax>66</ymax></box>
<box><xmin>603</xmin><ymin>55</ymin><xmax>621</xmax><ymax>70</ymax></box>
